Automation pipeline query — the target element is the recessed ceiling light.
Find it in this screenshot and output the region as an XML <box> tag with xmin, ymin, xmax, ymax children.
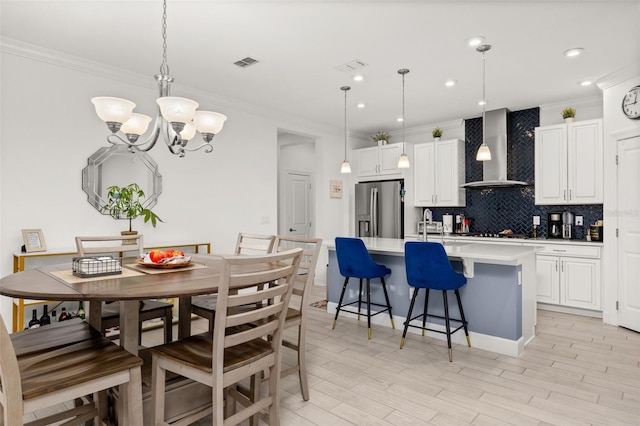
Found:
<box><xmin>445</xmin><ymin>79</ymin><xmax>457</xmax><ymax>87</ymax></box>
<box><xmin>467</xmin><ymin>36</ymin><xmax>485</xmax><ymax>47</ymax></box>
<box><xmin>353</xmin><ymin>74</ymin><xmax>364</xmax><ymax>82</ymax></box>
<box><xmin>478</xmin><ymin>100</ymin><xmax>486</xmax><ymax>106</ymax></box>
<box><xmin>579</xmin><ymin>80</ymin><xmax>592</xmax><ymax>86</ymax></box>
<box><xmin>357</xmin><ymin>103</ymin><xmax>366</xmax><ymax>108</ymax></box>
<box><xmin>397</xmin><ymin>117</ymin><xmax>404</xmax><ymax>122</ymax></box>
<box><xmin>563</xmin><ymin>48</ymin><xmax>584</xmax><ymax>57</ymax></box>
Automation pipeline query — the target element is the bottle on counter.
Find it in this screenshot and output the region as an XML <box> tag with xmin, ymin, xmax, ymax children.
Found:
<box><xmin>77</xmin><ymin>301</ymin><xmax>86</xmax><ymax>320</ymax></box>
<box><xmin>39</xmin><ymin>304</ymin><xmax>51</xmax><ymax>326</ymax></box>
<box><xmin>51</xmin><ymin>310</ymin><xmax>57</xmax><ymax>323</ymax></box>
<box><xmin>58</xmin><ymin>307</ymin><xmax>71</xmax><ymax>321</ymax></box>
<box><xmin>28</xmin><ymin>309</ymin><xmax>41</xmax><ymax>329</ymax></box>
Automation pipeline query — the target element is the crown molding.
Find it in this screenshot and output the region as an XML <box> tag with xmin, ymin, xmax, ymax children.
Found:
<box><xmin>538</xmin><ymin>95</ymin><xmax>602</xmax><ymax>112</ymax></box>
<box><xmin>596</xmin><ymin>62</ymin><xmax>640</xmax><ymax>91</ymax></box>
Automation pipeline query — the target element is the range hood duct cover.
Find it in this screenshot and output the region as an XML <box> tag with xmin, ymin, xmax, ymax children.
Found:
<box><xmin>461</xmin><ymin>108</ymin><xmax>529</xmax><ymax>188</ymax></box>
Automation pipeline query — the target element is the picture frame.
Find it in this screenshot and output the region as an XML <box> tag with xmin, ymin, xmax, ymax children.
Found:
<box><xmin>21</xmin><ymin>229</ymin><xmax>46</xmax><ymax>252</ymax></box>
<box><xmin>330</xmin><ymin>180</ymin><xmax>343</xmax><ymax>198</ymax></box>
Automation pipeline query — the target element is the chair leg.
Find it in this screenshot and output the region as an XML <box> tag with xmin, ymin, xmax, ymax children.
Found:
<box><xmin>400</xmin><ymin>288</ymin><xmax>419</xmax><ymax>348</ymax></box>
<box><xmin>164</xmin><ymin>308</ymin><xmax>173</xmax><ymax>343</ymax></box>
<box><xmin>333</xmin><ymin>277</ymin><xmax>350</xmax><ymax>329</ymax></box>
<box><xmin>422</xmin><ymin>289</ymin><xmax>430</xmax><ymax>336</ymax></box>
<box><xmin>380</xmin><ymin>277</ymin><xmax>395</xmax><ymax>329</ymax></box>
<box><xmin>151</xmin><ymin>356</ymin><xmax>166</xmax><ymax>424</ymax></box>
<box><xmin>297</xmin><ymin>323</ymin><xmax>310</xmax><ymax>401</ymax></box>
<box><xmin>455</xmin><ymin>289</ymin><xmax>471</xmax><ymax>347</ymax></box>
<box><xmin>442</xmin><ymin>290</ymin><xmax>453</xmax><ymax>362</ymax></box>
<box><xmin>366</xmin><ymin>279</ymin><xmax>372</xmax><ymax>339</ymax></box>
<box><xmin>357</xmin><ymin>278</ymin><xmax>363</xmax><ymax>321</ymax></box>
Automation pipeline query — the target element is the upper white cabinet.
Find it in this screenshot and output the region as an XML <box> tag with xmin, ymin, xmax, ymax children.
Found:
<box><xmin>413</xmin><ymin>139</ymin><xmax>465</xmax><ymax>207</ymax></box>
<box><xmin>535</xmin><ymin>119</ymin><xmax>603</xmax><ymax>205</ymax></box>
<box><xmin>356</xmin><ymin>143</ymin><xmax>404</xmax><ymax>181</ymax></box>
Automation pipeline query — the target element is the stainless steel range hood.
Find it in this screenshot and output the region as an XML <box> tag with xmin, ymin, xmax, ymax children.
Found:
<box><xmin>461</xmin><ymin>108</ymin><xmax>529</xmax><ymax>188</ymax></box>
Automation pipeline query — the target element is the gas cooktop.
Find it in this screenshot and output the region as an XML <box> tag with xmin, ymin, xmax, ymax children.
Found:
<box><xmin>458</xmin><ymin>232</ymin><xmax>529</xmax><ymax>239</ymax></box>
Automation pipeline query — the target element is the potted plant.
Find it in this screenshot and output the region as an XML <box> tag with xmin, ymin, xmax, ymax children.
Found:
<box><xmin>432</xmin><ymin>127</ymin><xmax>443</xmax><ymax>140</ymax></box>
<box><xmin>562</xmin><ymin>107</ymin><xmax>576</xmax><ymax>122</ymax></box>
<box><xmin>371</xmin><ymin>131</ymin><xmax>391</xmax><ymax>146</ymax></box>
<box><xmin>102</xmin><ymin>183</ymin><xmax>163</xmax><ymax>242</ymax></box>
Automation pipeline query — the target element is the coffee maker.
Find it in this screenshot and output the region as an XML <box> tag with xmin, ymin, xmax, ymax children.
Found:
<box><xmin>562</xmin><ymin>212</ymin><xmax>574</xmax><ymax>239</ymax></box>
<box><xmin>548</xmin><ymin>213</ymin><xmax>562</xmax><ymax>238</ymax></box>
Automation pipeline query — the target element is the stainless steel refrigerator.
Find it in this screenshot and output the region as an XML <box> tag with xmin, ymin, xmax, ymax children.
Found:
<box><xmin>355</xmin><ymin>179</ymin><xmax>404</xmax><ymax>238</ymax></box>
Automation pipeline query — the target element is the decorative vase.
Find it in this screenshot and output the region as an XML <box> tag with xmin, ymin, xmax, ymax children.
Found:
<box><xmin>121</xmin><ymin>230</ymin><xmax>138</xmax><ymax>245</ymax></box>
<box><xmin>434</xmin><ymin>137</ymin><xmax>441</xmax><ymax>141</ymax></box>
<box><xmin>377</xmin><ymin>140</ymin><xmax>388</xmax><ymax>146</ymax></box>
<box><xmin>564</xmin><ymin>117</ymin><xmax>574</xmax><ymax>123</ymax></box>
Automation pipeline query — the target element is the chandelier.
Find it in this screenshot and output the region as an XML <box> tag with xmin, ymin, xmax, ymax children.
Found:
<box><xmin>91</xmin><ymin>0</ymin><xmax>226</xmax><ymax>158</ymax></box>
<box><xmin>397</xmin><ymin>68</ymin><xmax>410</xmax><ymax>169</ymax></box>
<box><xmin>476</xmin><ymin>44</ymin><xmax>492</xmax><ymax>161</ymax></box>
<box><xmin>340</xmin><ymin>86</ymin><xmax>352</xmax><ymax>174</ymax></box>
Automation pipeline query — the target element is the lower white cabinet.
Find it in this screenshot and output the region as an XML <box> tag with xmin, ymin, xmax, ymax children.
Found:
<box><xmin>535</xmin><ymin>245</ymin><xmax>601</xmax><ymax>310</ymax></box>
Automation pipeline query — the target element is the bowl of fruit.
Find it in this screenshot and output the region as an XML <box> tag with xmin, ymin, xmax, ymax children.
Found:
<box><xmin>137</xmin><ymin>249</ymin><xmax>192</xmax><ymax>269</ymax></box>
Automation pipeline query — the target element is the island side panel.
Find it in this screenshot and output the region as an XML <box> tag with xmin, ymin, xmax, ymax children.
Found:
<box><xmin>327</xmin><ymin>249</ymin><xmax>522</xmax><ymax>341</ymax></box>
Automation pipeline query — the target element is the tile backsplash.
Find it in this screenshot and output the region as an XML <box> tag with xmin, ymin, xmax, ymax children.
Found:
<box><xmin>427</xmin><ymin>107</ymin><xmax>603</xmax><ymax>239</ymax></box>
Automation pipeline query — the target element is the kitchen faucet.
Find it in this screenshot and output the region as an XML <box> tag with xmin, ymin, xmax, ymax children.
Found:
<box><xmin>422</xmin><ymin>208</ymin><xmax>432</xmax><ymax>242</ymax></box>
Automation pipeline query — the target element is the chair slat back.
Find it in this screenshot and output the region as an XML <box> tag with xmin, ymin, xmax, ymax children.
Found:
<box><xmin>274</xmin><ymin>235</ymin><xmax>322</xmax><ymax>309</ymax></box>
<box><xmin>235</xmin><ymin>233</ymin><xmax>276</xmax><ymax>255</ymax></box>
<box><xmin>75</xmin><ymin>235</ymin><xmax>144</xmax><ymax>257</ymax></box>
<box><xmin>0</xmin><ymin>315</ymin><xmax>24</xmax><ymax>425</ymax></box>
<box><xmin>212</xmin><ymin>248</ymin><xmax>302</xmax><ymax>355</ymax></box>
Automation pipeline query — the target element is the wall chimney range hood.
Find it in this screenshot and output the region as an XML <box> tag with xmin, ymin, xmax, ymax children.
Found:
<box><xmin>461</xmin><ymin>108</ymin><xmax>529</xmax><ymax>188</ymax></box>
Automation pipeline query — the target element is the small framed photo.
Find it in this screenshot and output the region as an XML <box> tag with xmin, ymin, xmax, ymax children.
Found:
<box><xmin>330</xmin><ymin>180</ymin><xmax>343</xmax><ymax>198</ymax></box>
<box><xmin>22</xmin><ymin>229</ymin><xmax>46</xmax><ymax>252</ymax></box>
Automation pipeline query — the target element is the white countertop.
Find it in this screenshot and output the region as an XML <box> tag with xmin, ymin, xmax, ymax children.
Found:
<box><xmin>405</xmin><ymin>234</ymin><xmax>603</xmax><ymax>247</ymax></box>
<box><xmin>327</xmin><ymin>237</ymin><xmax>538</xmax><ymax>266</ymax></box>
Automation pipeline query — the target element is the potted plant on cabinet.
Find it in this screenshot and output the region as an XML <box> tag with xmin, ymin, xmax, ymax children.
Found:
<box><xmin>432</xmin><ymin>127</ymin><xmax>443</xmax><ymax>140</ymax></box>
<box><xmin>562</xmin><ymin>107</ymin><xmax>576</xmax><ymax>122</ymax></box>
<box><xmin>371</xmin><ymin>131</ymin><xmax>391</xmax><ymax>146</ymax></box>
<box><xmin>102</xmin><ymin>183</ymin><xmax>163</xmax><ymax>243</ymax></box>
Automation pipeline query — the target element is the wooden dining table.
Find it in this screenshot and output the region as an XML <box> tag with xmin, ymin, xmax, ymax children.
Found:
<box><xmin>0</xmin><ymin>254</ymin><xmax>269</xmax><ymax>355</ymax></box>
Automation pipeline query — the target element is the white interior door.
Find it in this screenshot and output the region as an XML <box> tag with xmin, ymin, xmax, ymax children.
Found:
<box><xmin>618</xmin><ymin>134</ymin><xmax>640</xmax><ymax>332</ymax></box>
<box><xmin>284</xmin><ymin>172</ymin><xmax>311</xmax><ymax>237</ymax></box>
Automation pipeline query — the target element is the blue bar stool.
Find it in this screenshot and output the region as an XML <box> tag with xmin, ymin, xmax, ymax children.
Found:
<box><xmin>402</xmin><ymin>241</ymin><xmax>470</xmax><ymax>361</ymax></box>
<box><xmin>333</xmin><ymin>237</ymin><xmax>395</xmax><ymax>339</ymax></box>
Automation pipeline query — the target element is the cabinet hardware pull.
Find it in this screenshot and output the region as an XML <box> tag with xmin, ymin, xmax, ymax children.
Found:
<box><xmin>555</xmin><ymin>260</ymin><xmax>558</xmax><ymax>271</ymax></box>
<box><xmin>563</xmin><ymin>190</ymin><xmax>567</xmax><ymax>201</ymax></box>
<box><xmin>552</xmin><ymin>249</ymin><xmax>566</xmax><ymax>252</ymax></box>
<box><xmin>561</xmin><ymin>261</ymin><xmax>564</xmax><ymax>272</ymax></box>
<box><xmin>569</xmin><ymin>189</ymin><xmax>572</xmax><ymax>200</ymax></box>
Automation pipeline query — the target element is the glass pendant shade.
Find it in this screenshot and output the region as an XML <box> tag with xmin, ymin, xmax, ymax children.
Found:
<box><xmin>476</xmin><ymin>144</ymin><xmax>492</xmax><ymax>161</ymax></box>
<box><xmin>156</xmin><ymin>97</ymin><xmax>199</xmax><ymax>124</ymax></box>
<box><xmin>397</xmin><ymin>153</ymin><xmax>410</xmax><ymax>168</ymax></box>
<box><xmin>194</xmin><ymin>111</ymin><xmax>227</xmax><ymax>135</ymax></box>
<box><xmin>341</xmin><ymin>160</ymin><xmax>352</xmax><ymax>174</ymax></box>
<box><xmin>121</xmin><ymin>113</ymin><xmax>152</xmax><ymax>135</ymax></box>
<box><xmin>91</xmin><ymin>97</ymin><xmax>136</xmax><ymax>123</ymax></box>
<box><xmin>179</xmin><ymin>121</ymin><xmax>197</xmax><ymax>141</ymax></box>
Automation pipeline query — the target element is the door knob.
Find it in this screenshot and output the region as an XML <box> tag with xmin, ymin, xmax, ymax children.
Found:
<box><xmin>289</xmin><ymin>228</ymin><xmax>297</xmax><ymax>232</ymax></box>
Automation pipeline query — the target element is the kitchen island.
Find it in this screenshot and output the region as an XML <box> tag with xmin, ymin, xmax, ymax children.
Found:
<box><xmin>326</xmin><ymin>237</ymin><xmax>538</xmax><ymax>356</ymax></box>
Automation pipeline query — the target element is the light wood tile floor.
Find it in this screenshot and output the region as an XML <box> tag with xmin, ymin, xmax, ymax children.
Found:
<box><xmin>29</xmin><ymin>285</ymin><xmax>640</xmax><ymax>425</ymax></box>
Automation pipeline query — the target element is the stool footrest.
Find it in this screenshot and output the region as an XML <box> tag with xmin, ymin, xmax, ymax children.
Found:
<box><xmin>403</xmin><ymin>322</ymin><xmax>465</xmax><ymax>336</ymax></box>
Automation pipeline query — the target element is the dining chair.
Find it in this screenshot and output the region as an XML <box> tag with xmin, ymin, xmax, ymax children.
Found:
<box><xmin>333</xmin><ymin>237</ymin><xmax>395</xmax><ymax>339</ymax></box>
<box><xmin>75</xmin><ymin>235</ymin><xmax>174</xmax><ymax>343</ymax></box>
<box><xmin>272</xmin><ymin>235</ymin><xmax>322</xmax><ymax>401</ymax></box>
<box><xmin>402</xmin><ymin>241</ymin><xmax>470</xmax><ymax>361</ymax></box>
<box><xmin>190</xmin><ymin>232</ymin><xmax>277</xmax><ymax>330</ymax></box>
<box><xmin>149</xmin><ymin>247</ymin><xmax>303</xmax><ymax>425</ymax></box>
<box><xmin>0</xmin><ymin>314</ymin><xmax>144</xmax><ymax>425</ymax></box>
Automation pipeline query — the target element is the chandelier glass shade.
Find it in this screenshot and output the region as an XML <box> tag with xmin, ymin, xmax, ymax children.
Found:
<box><xmin>91</xmin><ymin>0</ymin><xmax>226</xmax><ymax>157</ymax></box>
<box><xmin>476</xmin><ymin>44</ymin><xmax>492</xmax><ymax>161</ymax></box>
<box><xmin>397</xmin><ymin>68</ymin><xmax>410</xmax><ymax>169</ymax></box>
<box><xmin>340</xmin><ymin>86</ymin><xmax>352</xmax><ymax>174</ymax></box>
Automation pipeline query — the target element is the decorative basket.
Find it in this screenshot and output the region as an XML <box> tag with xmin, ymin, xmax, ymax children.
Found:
<box><xmin>72</xmin><ymin>256</ymin><xmax>123</xmax><ymax>278</ymax></box>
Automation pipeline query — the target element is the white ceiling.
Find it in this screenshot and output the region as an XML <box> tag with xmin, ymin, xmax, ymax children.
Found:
<box><xmin>2</xmin><ymin>1</ymin><xmax>639</xmax><ymax>136</ymax></box>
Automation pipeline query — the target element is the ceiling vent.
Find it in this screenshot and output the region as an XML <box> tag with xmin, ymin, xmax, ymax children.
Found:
<box><xmin>335</xmin><ymin>59</ymin><xmax>368</xmax><ymax>73</ymax></box>
<box><xmin>234</xmin><ymin>57</ymin><xmax>259</xmax><ymax>68</ymax></box>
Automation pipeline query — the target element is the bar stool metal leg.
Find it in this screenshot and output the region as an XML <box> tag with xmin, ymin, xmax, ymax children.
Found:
<box><xmin>443</xmin><ymin>290</ymin><xmax>453</xmax><ymax>362</ymax></box>
<box><xmin>422</xmin><ymin>289</ymin><xmax>430</xmax><ymax>336</ymax></box>
<box><xmin>366</xmin><ymin>279</ymin><xmax>372</xmax><ymax>339</ymax></box>
<box><xmin>357</xmin><ymin>279</ymin><xmax>363</xmax><ymax>321</ymax></box>
<box><xmin>400</xmin><ymin>288</ymin><xmax>419</xmax><ymax>348</ymax></box>
<box><xmin>380</xmin><ymin>277</ymin><xmax>395</xmax><ymax>329</ymax></box>
<box><xmin>455</xmin><ymin>289</ymin><xmax>471</xmax><ymax>347</ymax></box>
<box><xmin>333</xmin><ymin>277</ymin><xmax>350</xmax><ymax>329</ymax></box>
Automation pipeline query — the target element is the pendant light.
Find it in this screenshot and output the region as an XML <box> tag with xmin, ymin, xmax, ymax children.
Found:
<box><xmin>340</xmin><ymin>86</ymin><xmax>352</xmax><ymax>174</ymax></box>
<box><xmin>397</xmin><ymin>68</ymin><xmax>410</xmax><ymax>168</ymax></box>
<box><xmin>476</xmin><ymin>44</ymin><xmax>492</xmax><ymax>161</ymax></box>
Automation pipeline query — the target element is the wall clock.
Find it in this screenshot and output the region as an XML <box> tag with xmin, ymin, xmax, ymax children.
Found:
<box><xmin>622</xmin><ymin>85</ymin><xmax>640</xmax><ymax>119</ymax></box>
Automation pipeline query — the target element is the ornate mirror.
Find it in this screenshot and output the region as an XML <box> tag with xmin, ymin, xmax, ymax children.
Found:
<box><xmin>82</xmin><ymin>145</ymin><xmax>163</xmax><ymax>215</ymax></box>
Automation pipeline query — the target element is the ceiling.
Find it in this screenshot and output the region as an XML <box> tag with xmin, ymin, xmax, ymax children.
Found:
<box><xmin>2</xmin><ymin>1</ymin><xmax>639</xmax><ymax>137</ymax></box>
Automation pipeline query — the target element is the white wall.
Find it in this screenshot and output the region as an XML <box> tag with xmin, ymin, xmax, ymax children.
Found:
<box><xmin>0</xmin><ymin>42</ymin><xmax>348</xmax><ymax>328</ymax></box>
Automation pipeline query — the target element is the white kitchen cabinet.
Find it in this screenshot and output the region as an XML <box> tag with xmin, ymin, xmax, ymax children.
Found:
<box><xmin>356</xmin><ymin>143</ymin><xmax>403</xmax><ymax>180</ymax></box>
<box><xmin>413</xmin><ymin>139</ymin><xmax>465</xmax><ymax>207</ymax></box>
<box><xmin>535</xmin><ymin>245</ymin><xmax>601</xmax><ymax>310</ymax></box>
<box><xmin>535</xmin><ymin>119</ymin><xmax>603</xmax><ymax>205</ymax></box>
